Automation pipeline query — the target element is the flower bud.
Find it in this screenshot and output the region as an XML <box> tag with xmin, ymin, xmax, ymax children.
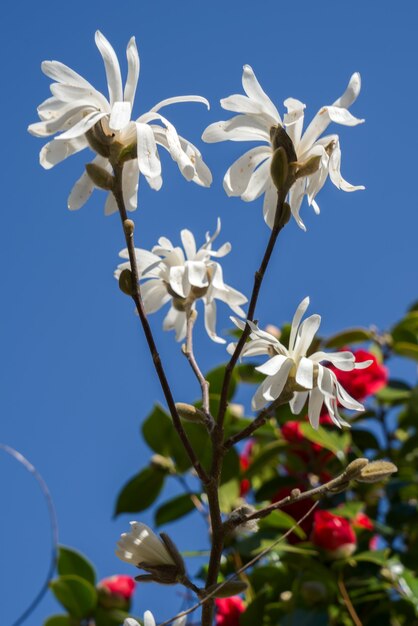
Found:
<box><xmin>229</xmin><ymin>505</ymin><xmax>259</xmax><ymax>534</ymax></box>
<box><xmin>85</xmin><ymin>163</ymin><xmax>114</xmax><ymax>190</ymax></box>
<box><xmin>119</xmin><ymin>268</ymin><xmax>134</xmax><ymax>296</ymax></box>
<box><xmin>344</xmin><ymin>458</ymin><xmax>369</xmax><ymax>480</ymax></box>
<box><xmin>311</xmin><ymin>510</ymin><xmax>356</xmax><ymax>560</ymax></box>
<box><xmin>207</xmin><ymin>580</ymin><xmax>248</xmax><ymax>598</ymax></box>
<box><xmin>150</xmin><ymin>454</ymin><xmax>175</xmax><ymax>473</ymax></box>
<box><xmin>175</xmin><ymin>402</ymin><xmax>207</xmax><ymax>424</ymax></box>
<box><xmin>124</xmin><ymin>219</ymin><xmax>135</xmax><ymax>236</ymax></box>
<box><xmin>97</xmin><ymin>575</ymin><xmax>135</xmax><ymax>609</ymax></box>
<box><xmin>270</xmin><ymin>146</ymin><xmax>288</xmax><ymax>192</ymax></box>
<box><xmin>356</xmin><ymin>460</ymin><xmax>397</xmax><ymax>483</ymax></box>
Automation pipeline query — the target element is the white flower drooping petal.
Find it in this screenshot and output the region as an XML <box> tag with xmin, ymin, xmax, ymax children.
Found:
<box><xmin>116</xmin><ymin>522</ymin><xmax>175</xmax><ymax>567</ymax></box>
<box><xmin>29</xmin><ymin>31</ymin><xmax>211</xmax><ymax>213</ymax></box>
<box><xmin>115</xmin><ymin>220</ymin><xmax>247</xmax><ymax>343</ymax></box>
<box><xmin>230</xmin><ymin>298</ymin><xmax>372</xmax><ymax>428</ymax></box>
<box><xmin>203</xmin><ymin>66</ymin><xmax>364</xmax><ymax>230</ymax></box>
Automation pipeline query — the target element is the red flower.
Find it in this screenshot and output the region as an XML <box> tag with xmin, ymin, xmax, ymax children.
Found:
<box><xmin>328</xmin><ymin>349</ymin><xmax>388</xmax><ymax>401</ymax></box>
<box><xmin>281</xmin><ymin>421</ymin><xmax>334</xmax><ymax>481</ymax></box>
<box><xmin>353</xmin><ymin>512</ymin><xmax>374</xmax><ymax>531</ymax></box>
<box><xmin>98</xmin><ymin>574</ymin><xmax>135</xmax><ymax>601</ymax></box>
<box><xmin>311</xmin><ymin>510</ymin><xmax>356</xmax><ymax>558</ymax></box>
<box><xmin>215</xmin><ymin>596</ymin><xmax>245</xmax><ymax>626</ymax></box>
<box><xmin>271</xmin><ymin>487</ymin><xmax>315</xmax><ymax>544</ymax></box>
<box><xmin>239</xmin><ymin>441</ymin><xmax>253</xmax><ymax>497</ymax></box>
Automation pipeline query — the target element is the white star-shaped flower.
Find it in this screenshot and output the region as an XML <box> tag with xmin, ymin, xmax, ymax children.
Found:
<box><xmin>203</xmin><ymin>66</ymin><xmax>364</xmax><ymax>230</ymax></box>
<box><xmin>230</xmin><ymin>297</ymin><xmax>372</xmax><ymax>428</ymax></box>
<box><xmin>28</xmin><ymin>31</ymin><xmax>212</xmax><ymax>214</ymax></box>
<box><xmin>115</xmin><ymin>220</ymin><xmax>247</xmax><ymax>343</ymax></box>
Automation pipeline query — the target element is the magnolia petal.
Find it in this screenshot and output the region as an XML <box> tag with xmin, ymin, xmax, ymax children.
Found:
<box><xmin>122</xmin><ymin>158</ymin><xmax>139</xmax><ymax>212</ymax></box>
<box><xmin>124</xmin><ymin>619</ymin><xmax>141</xmax><ymax>626</ymax></box>
<box><xmin>55</xmin><ymin>110</ymin><xmax>107</xmax><ymax>140</ymax></box>
<box><xmin>201</xmin><ymin>121</ymin><xmax>230</xmax><ymax>143</ymax></box>
<box><xmin>241</xmin><ymin>65</ymin><xmax>281</xmax><ymax>123</ymax></box>
<box><xmin>141</xmin><ymin>280</ymin><xmax>170</xmax><ymax>314</ymax></box>
<box><xmin>295</xmin><ymin>357</ymin><xmax>314</xmax><ymax>389</ymax></box>
<box><xmin>252</xmin><ymin>378</ymin><xmax>273</xmax><ymax>411</ymax></box>
<box><xmin>264</xmin><ymin>358</ymin><xmax>294</xmax><ymax>402</ymax></box>
<box><xmin>241</xmin><ymin>159</ymin><xmax>270</xmax><ymax>202</ymax></box>
<box><xmin>180</xmin><ymin>229</ymin><xmax>197</xmax><ymax>260</ymax></box>
<box><xmin>68</xmin><ymin>170</ymin><xmax>94</xmax><ymax>210</ymax></box>
<box><xmin>223</xmin><ymin>146</ymin><xmax>271</xmax><ymax>197</ymax></box>
<box><xmin>224</xmin><ymin>114</ymin><xmax>271</xmax><ymax>142</ymax></box>
<box><xmin>263</xmin><ymin>182</ymin><xmax>279</xmax><ymax>229</ymax></box>
<box><xmin>145</xmin><ymin>174</ymin><xmax>163</xmax><ymax>191</ymax></box>
<box><xmin>240</xmin><ymin>338</ymin><xmax>271</xmax><ymax>357</ymax></box>
<box><xmin>95</xmin><ymin>30</ymin><xmax>123</xmax><ymax>105</ymax></box>
<box><xmin>50</xmin><ymin>83</ymin><xmax>110</xmax><ymax>111</ymax></box>
<box><xmin>283</xmin><ymin>97</ymin><xmax>306</xmax><ymax>147</ymax></box>
<box><xmin>151</xmin><ymin>95</ymin><xmax>210</xmax><ymax>112</ymax></box>
<box><xmin>186</xmin><ymin>261</ymin><xmax>208</xmax><ymax>288</ymax></box>
<box><xmin>41</xmin><ymin>60</ymin><xmax>93</xmax><ymax>88</ymax></box>
<box><xmin>169</xmin><ymin>265</ymin><xmax>187</xmax><ymax>298</ymax></box>
<box><xmin>163</xmin><ymin>306</ymin><xmax>187</xmax><ymax>341</ymax></box>
<box><xmin>310</xmin><ymin>350</ymin><xmax>355</xmax><ymax>370</ymax></box>
<box><xmin>109</xmin><ymin>101</ymin><xmax>132</xmax><ymax>131</ymax></box>
<box><xmin>40</xmin><ymin>136</ymin><xmax>87</xmax><ymax>169</ymax></box>
<box><xmin>204</xmin><ymin>300</ymin><xmax>225</xmax><ymax>344</ymax></box>
<box><xmin>124</xmin><ymin>36</ymin><xmax>140</xmax><ymax>106</ymax></box>
<box><xmin>221</xmin><ymin>93</ymin><xmax>267</xmax><ymax>115</ymax></box>
<box><xmin>136</xmin><ymin>122</ymin><xmax>161</xmax><ymax>178</ymax></box>
<box><xmin>28</xmin><ymin>103</ymin><xmax>97</xmax><ymax>137</ymax></box>
<box><xmin>288</xmin><ymin>178</ymin><xmax>306</xmax><ymax>231</ymax></box>
<box><xmin>289</xmin><ymin>390</ymin><xmax>309</xmax><ymax>415</ymax></box>
<box><xmin>256</xmin><ymin>354</ymin><xmax>290</xmax><ymax>376</ymax></box>
<box><xmin>308</xmin><ymin>387</ymin><xmax>324</xmax><ymax>430</ymax></box>
<box><xmin>289</xmin><ymin>297</ymin><xmax>310</xmax><ymax>352</ymax></box>
<box><xmin>333</xmin><ymin>72</ymin><xmax>362</xmax><ymax>109</ymax></box>
<box><xmin>354</xmin><ymin>359</ymin><xmax>373</xmax><ymax>370</ymax></box>
<box><xmin>334</xmin><ymin>378</ymin><xmax>365</xmax><ymax>411</ymax></box>
<box><xmin>293</xmin><ymin>314</ymin><xmax>321</xmax><ymax>358</ymax></box>
<box><xmin>144</xmin><ymin>610</ymin><xmax>156</xmax><ymax>626</ymax></box>
<box><xmin>104</xmin><ymin>192</ymin><xmax>118</xmax><ymax>216</ymax></box>
<box><xmin>329</xmin><ymin>141</ymin><xmax>365</xmax><ymax>192</ymax></box>
<box><xmin>327</xmin><ymin>105</ymin><xmax>364</xmax><ymax>126</ymax></box>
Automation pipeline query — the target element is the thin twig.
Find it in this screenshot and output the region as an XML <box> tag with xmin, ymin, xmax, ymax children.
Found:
<box><xmin>338</xmin><ymin>572</ymin><xmax>363</xmax><ymax>626</ymax></box>
<box><xmin>112</xmin><ymin>164</ymin><xmax>209</xmax><ymax>484</ymax></box>
<box><xmin>157</xmin><ymin>502</ymin><xmax>319</xmax><ymax>626</ymax></box>
<box><xmin>183</xmin><ymin>310</ymin><xmax>213</xmax><ymax>428</ymax></box>
<box><xmin>216</xmin><ymin>191</ymin><xmax>286</xmax><ymax>430</ymax></box>
<box><xmin>0</xmin><ymin>444</ymin><xmax>59</xmax><ymax>626</ymax></box>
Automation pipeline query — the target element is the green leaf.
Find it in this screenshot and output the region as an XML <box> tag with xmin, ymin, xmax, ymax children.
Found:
<box><xmin>218</xmin><ymin>479</ymin><xmax>240</xmax><ymax>513</ymax></box>
<box><xmin>393</xmin><ymin>342</ymin><xmax>418</xmax><ymax>361</ymax></box>
<box><xmin>352</xmin><ymin>549</ymin><xmax>391</xmax><ymax>566</ymax></box>
<box><xmin>220</xmin><ymin>448</ymin><xmax>240</xmax><ymax>484</ymax></box>
<box><xmin>235</xmin><ymin>363</ymin><xmax>264</xmax><ymax>385</ymax></box>
<box><xmin>44</xmin><ymin>617</ymin><xmax>72</xmax><ymax>626</ymax></box>
<box><xmin>50</xmin><ymin>575</ymin><xmax>97</xmax><ymax>619</ymax></box>
<box><xmin>259</xmin><ymin>509</ymin><xmax>306</xmax><ymax>539</ymax></box>
<box><xmin>351</xmin><ymin>428</ymin><xmax>380</xmax><ymax>450</ymax></box>
<box><xmin>299</xmin><ymin>423</ymin><xmax>350</xmax><ymax>459</ymax></box>
<box><xmin>376</xmin><ymin>380</ymin><xmax>411</xmax><ymax>404</ymax></box>
<box><xmin>95</xmin><ymin>607</ymin><xmax>132</xmax><ymax>626</ymax></box>
<box><xmin>114</xmin><ymin>465</ymin><xmax>165</xmax><ymax>516</ymax></box>
<box><xmin>142</xmin><ymin>404</ymin><xmax>174</xmax><ymax>457</ymax></box>
<box><xmin>155</xmin><ymin>493</ymin><xmax>196</xmax><ymax>526</ymax></box>
<box><xmin>281</xmin><ymin>609</ymin><xmax>330</xmax><ymax>626</ymax></box>
<box><xmin>57</xmin><ymin>546</ymin><xmax>96</xmax><ymax>586</ymax></box>
<box><xmin>245</xmin><ymin>441</ymin><xmax>284</xmax><ymax>479</ymax></box>
<box><xmin>206</xmin><ymin>364</ymin><xmax>237</xmax><ymax>416</ymax></box>
<box><xmin>324</xmin><ymin>328</ymin><xmax>372</xmax><ymax>349</ymax></box>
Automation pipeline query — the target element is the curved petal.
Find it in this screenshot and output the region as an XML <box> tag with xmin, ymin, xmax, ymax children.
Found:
<box><xmin>40</xmin><ymin>136</ymin><xmax>87</xmax><ymax>169</ymax></box>
<box><xmin>263</xmin><ymin>181</ymin><xmax>279</xmax><ymax>229</ymax></box>
<box><xmin>180</xmin><ymin>229</ymin><xmax>197</xmax><ymax>259</ymax></box>
<box><xmin>223</xmin><ymin>146</ymin><xmax>271</xmax><ymax>197</ymax></box>
<box><xmin>68</xmin><ymin>170</ymin><xmax>94</xmax><ymax>210</ymax></box>
<box><xmin>55</xmin><ymin>110</ymin><xmax>107</xmax><ymax>141</ymax></box>
<box><xmin>289</xmin><ymin>297</ymin><xmax>310</xmax><ymax>352</ymax></box>
<box><xmin>289</xmin><ymin>390</ymin><xmax>309</xmax><ymax>415</ymax></box>
<box><xmin>141</xmin><ymin>279</ymin><xmax>170</xmax><ymax>313</ymax></box>
<box><xmin>186</xmin><ymin>261</ymin><xmax>208</xmax><ymax>288</ymax></box>
<box><xmin>50</xmin><ymin>83</ymin><xmax>110</xmax><ymax>111</ymax></box>
<box><xmin>307</xmin><ymin>387</ymin><xmax>324</xmax><ymax>429</ymax></box>
<box><xmin>256</xmin><ymin>354</ymin><xmax>290</xmax><ymax>376</ymax></box>
<box><xmin>333</xmin><ymin>72</ymin><xmax>362</xmax><ymax>109</ymax></box>
<box><xmin>169</xmin><ymin>265</ymin><xmax>187</xmax><ymax>298</ymax></box>
<box><xmin>288</xmin><ymin>177</ymin><xmax>307</xmax><ymax>231</ymax></box>
<box><xmin>124</xmin><ymin>36</ymin><xmax>140</xmax><ymax>106</ymax></box>
<box><xmin>41</xmin><ymin>60</ymin><xmax>94</xmax><ymax>88</ymax></box>
<box><xmin>28</xmin><ymin>103</ymin><xmax>98</xmax><ymax>137</ymax></box>
<box><xmin>122</xmin><ymin>158</ymin><xmax>140</xmax><ymax>212</ymax></box>
<box><xmin>295</xmin><ymin>356</ymin><xmax>314</xmax><ymax>389</ymax></box>
<box><xmin>104</xmin><ymin>192</ymin><xmax>118</xmax><ymax>215</ymax></box>
<box><xmin>95</xmin><ymin>30</ymin><xmax>123</xmax><ymax>105</ymax></box>
<box><xmin>221</xmin><ymin>94</ymin><xmax>267</xmax><ymax>115</ymax></box>
<box><xmin>109</xmin><ymin>101</ymin><xmax>132</xmax><ymax>131</ymax></box>
<box><xmin>328</xmin><ymin>141</ymin><xmax>365</xmax><ymax>192</ymax></box>
<box><xmin>136</xmin><ymin>122</ymin><xmax>161</xmax><ymax>178</ymax></box>
<box><xmin>151</xmin><ymin>95</ymin><xmax>210</xmax><ymax>112</ymax></box>
<box><xmin>293</xmin><ymin>314</ymin><xmax>321</xmax><ymax>358</ymax></box>
<box><xmin>204</xmin><ymin>300</ymin><xmax>225</xmax><ymax>343</ymax></box>
<box><xmin>241</xmin><ymin>65</ymin><xmax>281</xmax><ymax>124</ymax></box>
<box><xmin>144</xmin><ymin>610</ymin><xmax>156</xmax><ymax>626</ymax></box>
<box><xmin>163</xmin><ymin>306</ymin><xmax>187</xmax><ymax>341</ymax></box>
<box><xmin>241</xmin><ymin>159</ymin><xmax>270</xmax><ymax>202</ymax></box>
<box><xmin>224</xmin><ymin>114</ymin><xmax>271</xmax><ymax>142</ymax></box>
<box><xmin>283</xmin><ymin>97</ymin><xmax>306</xmax><ymax>147</ymax></box>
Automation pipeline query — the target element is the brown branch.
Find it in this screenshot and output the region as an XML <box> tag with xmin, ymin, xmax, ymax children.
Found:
<box><xmin>338</xmin><ymin>572</ymin><xmax>363</xmax><ymax>626</ymax></box>
<box><xmin>111</xmin><ymin>164</ymin><xmax>209</xmax><ymax>484</ymax></box>
<box><xmin>183</xmin><ymin>309</ymin><xmax>214</xmax><ymax>429</ymax></box>
<box><xmin>216</xmin><ymin>191</ymin><xmax>287</xmax><ymax>430</ymax></box>
<box><xmin>157</xmin><ymin>501</ymin><xmax>319</xmax><ymax>626</ymax></box>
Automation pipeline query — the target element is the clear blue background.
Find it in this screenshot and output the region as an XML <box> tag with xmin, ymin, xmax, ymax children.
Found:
<box><xmin>1</xmin><ymin>0</ymin><xmax>417</xmax><ymax>624</ymax></box>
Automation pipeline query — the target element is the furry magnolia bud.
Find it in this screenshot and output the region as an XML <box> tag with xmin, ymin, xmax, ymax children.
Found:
<box><xmin>356</xmin><ymin>460</ymin><xmax>397</xmax><ymax>483</ymax></box>
<box><xmin>85</xmin><ymin>163</ymin><xmax>114</xmax><ymax>190</ymax></box>
<box><xmin>175</xmin><ymin>402</ymin><xmax>207</xmax><ymax>424</ymax></box>
<box><xmin>344</xmin><ymin>458</ymin><xmax>370</xmax><ymax>480</ymax></box>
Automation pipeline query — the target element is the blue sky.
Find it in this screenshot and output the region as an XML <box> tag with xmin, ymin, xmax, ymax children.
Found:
<box><xmin>1</xmin><ymin>1</ymin><xmax>417</xmax><ymax>624</ymax></box>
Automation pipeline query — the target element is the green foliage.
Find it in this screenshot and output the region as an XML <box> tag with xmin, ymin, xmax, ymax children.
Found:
<box><xmin>155</xmin><ymin>493</ymin><xmax>197</xmax><ymax>526</ymax></box>
<box><xmin>50</xmin><ymin>575</ymin><xmax>97</xmax><ymax>619</ymax></box>
<box><xmin>114</xmin><ymin>465</ymin><xmax>166</xmax><ymax>516</ymax></box>
<box><xmin>57</xmin><ymin>546</ymin><xmax>96</xmax><ymax>585</ymax></box>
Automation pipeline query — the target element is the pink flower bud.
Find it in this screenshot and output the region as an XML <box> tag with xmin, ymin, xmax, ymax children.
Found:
<box><xmin>311</xmin><ymin>510</ymin><xmax>356</xmax><ymax>559</ymax></box>
<box><xmin>215</xmin><ymin>596</ymin><xmax>245</xmax><ymax>626</ymax></box>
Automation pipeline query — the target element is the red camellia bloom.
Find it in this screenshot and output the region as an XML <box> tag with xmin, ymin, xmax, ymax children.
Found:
<box><xmin>328</xmin><ymin>349</ymin><xmax>388</xmax><ymax>401</ymax></box>
<box><xmin>98</xmin><ymin>574</ymin><xmax>135</xmax><ymax>600</ymax></box>
<box><xmin>215</xmin><ymin>596</ymin><xmax>245</xmax><ymax>626</ymax></box>
<box><xmin>239</xmin><ymin>441</ymin><xmax>254</xmax><ymax>497</ymax></box>
<box><xmin>311</xmin><ymin>510</ymin><xmax>356</xmax><ymax>559</ymax></box>
<box><xmin>353</xmin><ymin>512</ymin><xmax>374</xmax><ymax>531</ymax></box>
<box><xmin>281</xmin><ymin>421</ymin><xmax>334</xmax><ymax>481</ymax></box>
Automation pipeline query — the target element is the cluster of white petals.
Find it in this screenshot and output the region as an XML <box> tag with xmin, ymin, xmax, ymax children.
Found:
<box><xmin>28</xmin><ymin>31</ymin><xmax>211</xmax><ymax>214</ymax></box>
<box><xmin>115</xmin><ymin>220</ymin><xmax>247</xmax><ymax>343</ymax></box>
<box><xmin>203</xmin><ymin>66</ymin><xmax>364</xmax><ymax>230</ymax></box>
<box><xmin>125</xmin><ymin>614</ymin><xmax>186</xmax><ymax>626</ymax></box>
<box><xmin>230</xmin><ymin>297</ymin><xmax>372</xmax><ymax>428</ymax></box>
<box><xmin>116</xmin><ymin>522</ymin><xmax>175</xmax><ymax>567</ymax></box>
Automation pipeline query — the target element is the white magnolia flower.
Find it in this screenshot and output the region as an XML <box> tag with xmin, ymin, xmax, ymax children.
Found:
<box><xmin>116</xmin><ymin>522</ymin><xmax>175</xmax><ymax>567</ymax></box>
<box><xmin>230</xmin><ymin>297</ymin><xmax>372</xmax><ymax>428</ymax></box>
<box><xmin>28</xmin><ymin>31</ymin><xmax>212</xmax><ymax>214</ymax></box>
<box><xmin>115</xmin><ymin>219</ymin><xmax>247</xmax><ymax>343</ymax></box>
<box><xmin>124</xmin><ymin>612</ymin><xmax>186</xmax><ymax>626</ymax></box>
<box><xmin>203</xmin><ymin>65</ymin><xmax>364</xmax><ymax>230</ymax></box>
